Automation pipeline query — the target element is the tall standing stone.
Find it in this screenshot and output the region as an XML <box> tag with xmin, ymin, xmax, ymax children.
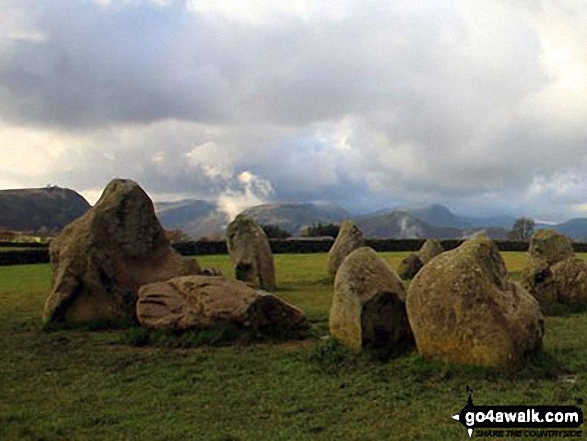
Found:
<box><xmin>327</xmin><ymin>220</ymin><xmax>364</xmax><ymax>278</ymax></box>
<box><xmin>226</xmin><ymin>214</ymin><xmax>276</xmax><ymax>291</ymax></box>
<box><xmin>330</xmin><ymin>247</ymin><xmax>412</xmax><ymax>351</ymax></box>
<box><xmin>407</xmin><ymin>234</ymin><xmax>544</xmax><ymax>369</ymax></box>
<box><xmin>43</xmin><ymin>179</ymin><xmax>201</xmax><ymax>325</ymax></box>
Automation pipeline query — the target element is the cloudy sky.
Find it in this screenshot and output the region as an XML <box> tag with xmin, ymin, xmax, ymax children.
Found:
<box><xmin>1</xmin><ymin>0</ymin><xmax>586</xmax><ymax>221</ymax></box>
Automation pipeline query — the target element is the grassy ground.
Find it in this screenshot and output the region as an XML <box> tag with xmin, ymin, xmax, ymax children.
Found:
<box><xmin>1</xmin><ymin>252</ymin><xmax>586</xmax><ymax>440</ymax></box>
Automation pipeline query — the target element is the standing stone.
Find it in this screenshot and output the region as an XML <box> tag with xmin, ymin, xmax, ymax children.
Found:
<box><xmin>418</xmin><ymin>238</ymin><xmax>445</xmax><ymax>263</ymax></box>
<box><xmin>397</xmin><ymin>253</ymin><xmax>424</xmax><ymax>280</ymax></box>
<box><xmin>330</xmin><ymin>247</ymin><xmax>412</xmax><ymax>352</ymax></box>
<box><xmin>43</xmin><ymin>179</ymin><xmax>201</xmax><ymax>325</ymax></box>
<box><xmin>226</xmin><ymin>214</ymin><xmax>275</xmax><ymax>291</ymax></box>
<box><xmin>406</xmin><ymin>234</ymin><xmax>544</xmax><ymax>369</ymax></box>
<box><xmin>137</xmin><ymin>275</ymin><xmax>308</xmax><ymax>331</ymax></box>
<box><xmin>551</xmin><ymin>257</ymin><xmax>587</xmax><ymax>304</ymax></box>
<box><xmin>398</xmin><ymin>239</ymin><xmax>445</xmax><ymax>279</ymax></box>
<box><xmin>327</xmin><ymin>220</ymin><xmax>365</xmax><ymax>278</ymax></box>
<box><xmin>521</xmin><ymin>230</ymin><xmax>576</xmax><ymax>306</ymax></box>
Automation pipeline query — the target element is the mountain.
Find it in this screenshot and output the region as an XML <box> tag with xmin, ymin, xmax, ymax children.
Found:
<box><xmin>354</xmin><ymin>206</ymin><xmax>510</xmax><ymax>239</ymax></box>
<box><xmin>407</xmin><ymin>204</ymin><xmax>472</xmax><ymax>228</ymax></box>
<box><xmin>242</xmin><ymin>202</ymin><xmax>350</xmax><ymax>235</ymax></box>
<box><xmin>155</xmin><ymin>199</ymin><xmax>228</xmax><ymax>239</ymax></box>
<box><xmin>0</xmin><ymin>186</ymin><xmax>90</xmax><ymax>232</ymax></box>
<box><xmin>355</xmin><ymin>210</ymin><xmax>464</xmax><ymax>238</ymax></box>
<box><xmin>545</xmin><ymin>218</ymin><xmax>587</xmax><ymax>241</ymax></box>
<box><xmin>362</xmin><ymin>204</ymin><xmax>516</xmax><ymax>230</ymax></box>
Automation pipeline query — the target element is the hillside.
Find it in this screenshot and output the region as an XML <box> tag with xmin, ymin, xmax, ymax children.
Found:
<box><xmin>154</xmin><ymin>199</ymin><xmax>228</xmax><ymax>239</ymax></box>
<box><xmin>406</xmin><ymin>204</ymin><xmax>471</xmax><ymax>228</ymax></box>
<box><xmin>354</xmin><ymin>206</ymin><xmax>510</xmax><ymax>239</ymax></box>
<box><xmin>354</xmin><ymin>210</ymin><xmax>464</xmax><ymax>238</ymax></box>
<box><xmin>242</xmin><ymin>202</ymin><xmax>350</xmax><ymax>235</ymax></box>
<box><xmin>545</xmin><ymin>218</ymin><xmax>587</xmax><ymax>241</ymax></box>
<box><xmin>0</xmin><ymin>186</ymin><xmax>90</xmax><ymax>232</ymax></box>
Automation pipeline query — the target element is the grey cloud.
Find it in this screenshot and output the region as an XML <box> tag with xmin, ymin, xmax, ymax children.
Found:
<box><xmin>1</xmin><ymin>0</ymin><xmax>587</xmax><ymax>221</ymax></box>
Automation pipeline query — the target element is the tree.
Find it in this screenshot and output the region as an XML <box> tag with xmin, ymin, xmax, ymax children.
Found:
<box><xmin>165</xmin><ymin>229</ymin><xmax>193</xmax><ymax>243</ymax></box>
<box><xmin>508</xmin><ymin>217</ymin><xmax>535</xmax><ymax>241</ymax></box>
<box><xmin>261</xmin><ymin>224</ymin><xmax>291</xmax><ymax>239</ymax></box>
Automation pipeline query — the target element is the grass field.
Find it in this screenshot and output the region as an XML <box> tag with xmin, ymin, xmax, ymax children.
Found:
<box><xmin>1</xmin><ymin>252</ymin><xmax>587</xmax><ymax>440</ymax></box>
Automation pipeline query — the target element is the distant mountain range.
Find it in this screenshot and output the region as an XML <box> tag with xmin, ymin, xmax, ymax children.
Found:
<box><xmin>353</xmin><ymin>206</ymin><xmax>511</xmax><ymax>239</ymax></box>
<box><xmin>4</xmin><ymin>185</ymin><xmax>587</xmax><ymax>241</ymax></box>
<box><xmin>154</xmin><ymin>200</ymin><xmax>515</xmax><ymax>239</ymax></box>
<box><xmin>153</xmin><ymin>200</ymin><xmax>351</xmax><ymax>238</ymax></box>
<box><xmin>0</xmin><ymin>186</ymin><xmax>90</xmax><ymax>233</ymax></box>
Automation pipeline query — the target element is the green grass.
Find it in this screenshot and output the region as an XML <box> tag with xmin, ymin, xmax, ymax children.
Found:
<box><xmin>1</xmin><ymin>253</ymin><xmax>586</xmax><ymax>440</ymax></box>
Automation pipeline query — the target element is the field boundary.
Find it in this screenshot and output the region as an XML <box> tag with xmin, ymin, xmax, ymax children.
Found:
<box><xmin>1</xmin><ymin>237</ymin><xmax>580</xmax><ymax>266</ymax></box>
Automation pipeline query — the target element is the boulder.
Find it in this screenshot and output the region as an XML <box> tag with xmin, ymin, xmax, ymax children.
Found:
<box><xmin>43</xmin><ymin>179</ymin><xmax>200</xmax><ymax>325</ymax></box>
<box><xmin>226</xmin><ymin>214</ymin><xmax>275</xmax><ymax>291</ymax></box>
<box><xmin>406</xmin><ymin>234</ymin><xmax>544</xmax><ymax>368</ymax></box>
<box><xmin>418</xmin><ymin>238</ymin><xmax>445</xmax><ymax>263</ymax></box>
<box><xmin>397</xmin><ymin>254</ymin><xmax>424</xmax><ymax>280</ymax></box>
<box><xmin>136</xmin><ymin>275</ymin><xmax>308</xmax><ymax>331</ymax></box>
<box><xmin>398</xmin><ymin>239</ymin><xmax>444</xmax><ymax>279</ymax></box>
<box><xmin>521</xmin><ymin>230</ymin><xmax>576</xmax><ymax>306</ymax></box>
<box><xmin>330</xmin><ymin>247</ymin><xmax>412</xmax><ymax>352</ymax></box>
<box><xmin>327</xmin><ymin>220</ymin><xmax>365</xmax><ymax>278</ymax></box>
<box><xmin>551</xmin><ymin>257</ymin><xmax>587</xmax><ymax>305</ymax></box>
<box><xmin>527</xmin><ymin>229</ymin><xmax>574</xmax><ymax>266</ymax></box>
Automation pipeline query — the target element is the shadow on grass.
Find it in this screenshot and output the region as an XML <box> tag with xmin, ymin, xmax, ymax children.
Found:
<box><xmin>541</xmin><ymin>302</ymin><xmax>587</xmax><ymax>317</ymax></box>
<box><xmin>42</xmin><ymin>318</ymin><xmax>134</xmax><ymax>332</ymax></box>
<box><xmin>307</xmin><ymin>338</ymin><xmax>418</xmax><ymax>374</ymax></box>
<box><xmin>307</xmin><ymin>338</ymin><xmax>567</xmax><ymax>381</ymax></box>
<box><xmin>119</xmin><ymin>323</ymin><xmax>317</xmax><ymax>349</ymax></box>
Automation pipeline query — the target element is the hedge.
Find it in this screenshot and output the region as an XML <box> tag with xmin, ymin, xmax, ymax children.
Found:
<box><xmin>0</xmin><ymin>249</ymin><xmax>50</xmax><ymax>266</ymax></box>
<box><xmin>3</xmin><ymin>238</ymin><xmax>587</xmax><ymax>266</ymax></box>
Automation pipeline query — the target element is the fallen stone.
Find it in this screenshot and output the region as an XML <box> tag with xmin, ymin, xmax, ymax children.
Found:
<box><xmin>137</xmin><ymin>275</ymin><xmax>308</xmax><ymax>331</ymax></box>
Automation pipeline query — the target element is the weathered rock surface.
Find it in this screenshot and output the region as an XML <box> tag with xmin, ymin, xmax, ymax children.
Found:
<box><xmin>226</xmin><ymin>214</ymin><xmax>275</xmax><ymax>291</ymax></box>
<box><xmin>397</xmin><ymin>254</ymin><xmax>424</xmax><ymax>280</ymax></box>
<box><xmin>398</xmin><ymin>239</ymin><xmax>445</xmax><ymax>279</ymax></box>
<box><xmin>137</xmin><ymin>275</ymin><xmax>308</xmax><ymax>331</ymax></box>
<box><xmin>521</xmin><ymin>230</ymin><xmax>580</xmax><ymax>306</ymax></box>
<box><xmin>44</xmin><ymin>179</ymin><xmax>201</xmax><ymax>324</ymax></box>
<box><xmin>418</xmin><ymin>238</ymin><xmax>445</xmax><ymax>263</ymax></box>
<box><xmin>327</xmin><ymin>220</ymin><xmax>365</xmax><ymax>278</ymax></box>
<box><xmin>550</xmin><ymin>257</ymin><xmax>587</xmax><ymax>304</ymax></box>
<box><xmin>330</xmin><ymin>247</ymin><xmax>412</xmax><ymax>351</ymax></box>
<box><xmin>527</xmin><ymin>229</ymin><xmax>574</xmax><ymax>266</ymax></box>
<box><xmin>406</xmin><ymin>234</ymin><xmax>544</xmax><ymax>368</ymax></box>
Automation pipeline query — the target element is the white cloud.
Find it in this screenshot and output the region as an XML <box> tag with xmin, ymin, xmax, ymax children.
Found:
<box><xmin>216</xmin><ymin>171</ymin><xmax>275</xmax><ymax>221</ymax></box>
<box><xmin>187</xmin><ymin>0</ymin><xmax>352</xmax><ymax>24</ymax></box>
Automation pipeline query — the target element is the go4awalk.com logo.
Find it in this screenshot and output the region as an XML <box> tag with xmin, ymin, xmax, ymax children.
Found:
<box><xmin>452</xmin><ymin>386</ymin><xmax>583</xmax><ymax>438</ymax></box>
